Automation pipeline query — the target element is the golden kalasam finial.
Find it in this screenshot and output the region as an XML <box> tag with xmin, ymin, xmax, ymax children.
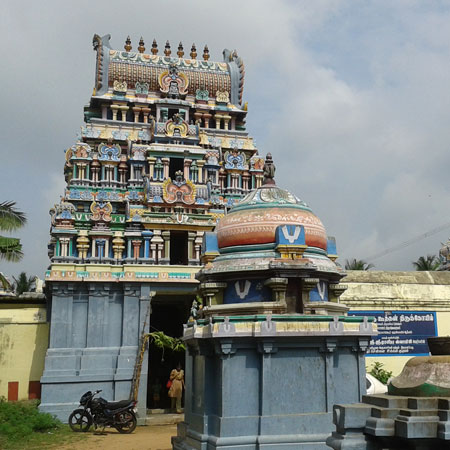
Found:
<box><xmin>177</xmin><ymin>42</ymin><xmax>184</xmax><ymax>58</ymax></box>
<box><xmin>164</xmin><ymin>40</ymin><xmax>171</xmax><ymax>56</ymax></box>
<box><xmin>138</xmin><ymin>37</ymin><xmax>145</xmax><ymax>53</ymax></box>
<box><xmin>203</xmin><ymin>45</ymin><xmax>210</xmax><ymax>61</ymax></box>
<box><xmin>190</xmin><ymin>43</ymin><xmax>197</xmax><ymax>59</ymax></box>
<box><xmin>151</xmin><ymin>39</ymin><xmax>158</xmax><ymax>55</ymax></box>
<box><xmin>124</xmin><ymin>36</ymin><xmax>132</xmax><ymax>52</ymax></box>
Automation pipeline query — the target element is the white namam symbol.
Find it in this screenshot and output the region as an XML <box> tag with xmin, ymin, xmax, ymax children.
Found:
<box><xmin>317</xmin><ymin>281</ymin><xmax>327</xmax><ymax>301</ymax></box>
<box><xmin>235</xmin><ymin>280</ymin><xmax>251</xmax><ymax>299</ymax></box>
<box><xmin>281</xmin><ymin>225</ymin><xmax>301</xmax><ymax>244</ymax></box>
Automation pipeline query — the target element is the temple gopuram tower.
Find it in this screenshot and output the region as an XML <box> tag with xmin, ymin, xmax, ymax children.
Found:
<box><xmin>40</xmin><ymin>34</ymin><xmax>263</xmax><ymax>420</ymax></box>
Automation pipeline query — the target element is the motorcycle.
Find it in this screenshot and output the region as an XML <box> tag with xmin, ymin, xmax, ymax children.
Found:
<box><xmin>68</xmin><ymin>389</ymin><xmax>137</xmax><ymax>434</ymax></box>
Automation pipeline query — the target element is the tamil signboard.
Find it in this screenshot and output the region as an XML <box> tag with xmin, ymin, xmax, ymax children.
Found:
<box><xmin>348</xmin><ymin>311</ymin><xmax>437</xmax><ymax>356</ymax></box>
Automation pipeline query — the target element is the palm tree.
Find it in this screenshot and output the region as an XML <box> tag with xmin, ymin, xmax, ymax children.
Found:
<box><xmin>412</xmin><ymin>255</ymin><xmax>440</xmax><ymax>271</ymax></box>
<box><xmin>345</xmin><ymin>259</ymin><xmax>375</xmax><ymax>270</ymax></box>
<box><xmin>0</xmin><ymin>201</ymin><xmax>27</xmax><ymax>262</ymax></box>
<box><xmin>13</xmin><ymin>272</ymin><xmax>35</xmax><ymax>295</ymax></box>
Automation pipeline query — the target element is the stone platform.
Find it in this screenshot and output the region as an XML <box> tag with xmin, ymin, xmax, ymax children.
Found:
<box><xmin>327</xmin><ymin>394</ymin><xmax>450</xmax><ymax>450</ymax></box>
<box><xmin>172</xmin><ymin>314</ymin><xmax>375</xmax><ymax>450</ymax></box>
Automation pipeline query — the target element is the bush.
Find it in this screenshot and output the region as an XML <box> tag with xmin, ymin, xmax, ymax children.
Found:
<box><xmin>0</xmin><ymin>398</ymin><xmax>61</xmax><ymax>440</ymax></box>
<box><xmin>368</xmin><ymin>361</ymin><xmax>393</xmax><ymax>385</ymax></box>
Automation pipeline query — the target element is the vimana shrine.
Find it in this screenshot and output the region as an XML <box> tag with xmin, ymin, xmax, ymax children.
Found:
<box><xmin>3</xmin><ymin>33</ymin><xmax>450</xmax><ymax>449</ymax></box>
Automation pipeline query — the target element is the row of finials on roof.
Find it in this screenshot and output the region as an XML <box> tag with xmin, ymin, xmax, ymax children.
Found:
<box><xmin>123</xmin><ymin>36</ymin><xmax>210</xmax><ymax>60</ymax></box>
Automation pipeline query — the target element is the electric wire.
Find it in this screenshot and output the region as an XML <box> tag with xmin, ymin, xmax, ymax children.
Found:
<box><xmin>364</xmin><ymin>220</ymin><xmax>450</xmax><ymax>262</ymax></box>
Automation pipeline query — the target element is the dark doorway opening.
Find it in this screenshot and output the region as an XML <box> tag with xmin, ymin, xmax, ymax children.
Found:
<box><xmin>169</xmin><ymin>157</ymin><xmax>183</xmax><ymax>180</ymax></box>
<box><xmin>170</xmin><ymin>231</ymin><xmax>188</xmax><ymax>265</ymax></box>
<box><xmin>147</xmin><ymin>296</ymin><xmax>192</xmax><ymax>411</ymax></box>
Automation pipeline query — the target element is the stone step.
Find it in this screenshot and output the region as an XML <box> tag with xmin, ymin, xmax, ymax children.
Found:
<box><xmin>400</xmin><ymin>408</ymin><xmax>439</xmax><ymax>417</ymax></box>
<box><xmin>362</xmin><ymin>394</ymin><xmax>408</xmax><ymax>409</ymax></box>
<box><xmin>146</xmin><ymin>413</ymin><xmax>185</xmax><ymax>426</ymax></box>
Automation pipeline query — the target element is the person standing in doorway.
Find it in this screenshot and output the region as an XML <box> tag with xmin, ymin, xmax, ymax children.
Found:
<box><xmin>168</xmin><ymin>363</ymin><xmax>184</xmax><ymax>413</ymax></box>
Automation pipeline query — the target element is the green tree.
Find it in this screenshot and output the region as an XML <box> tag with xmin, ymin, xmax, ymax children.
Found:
<box><xmin>368</xmin><ymin>361</ymin><xmax>393</xmax><ymax>384</ymax></box>
<box><xmin>0</xmin><ymin>201</ymin><xmax>27</xmax><ymax>262</ymax></box>
<box><xmin>345</xmin><ymin>258</ymin><xmax>374</xmax><ymax>270</ymax></box>
<box><xmin>13</xmin><ymin>272</ymin><xmax>35</xmax><ymax>295</ymax></box>
<box><xmin>412</xmin><ymin>255</ymin><xmax>440</xmax><ymax>271</ymax></box>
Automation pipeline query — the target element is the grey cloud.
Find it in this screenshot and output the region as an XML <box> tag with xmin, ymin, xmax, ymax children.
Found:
<box><xmin>1</xmin><ymin>0</ymin><xmax>449</xmax><ymax>277</ymax></box>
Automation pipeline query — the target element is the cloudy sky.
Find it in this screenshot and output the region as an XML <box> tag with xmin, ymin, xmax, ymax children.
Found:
<box><xmin>2</xmin><ymin>0</ymin><xmax>450</xmax><ymax>278</ymax></box>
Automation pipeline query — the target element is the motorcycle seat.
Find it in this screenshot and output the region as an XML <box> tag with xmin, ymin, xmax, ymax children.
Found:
<box><xmin>105</xmin><ymin>400</ymin><xmax>133</xmax><ymax>410</ymax></box>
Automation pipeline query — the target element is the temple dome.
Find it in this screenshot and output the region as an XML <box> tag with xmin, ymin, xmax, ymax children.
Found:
<box><xmin>216</xmin><ymin>184</ymin><xmax>328</xmax><ymax>251</ymax></box>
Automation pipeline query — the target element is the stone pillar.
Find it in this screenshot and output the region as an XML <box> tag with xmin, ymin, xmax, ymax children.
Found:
<box><xmin>194</xmin><ymin>111</ymin><xmax>203</xmax><ymax>125</ymax></box>
<box><xmin>200</xmin><ymin>282</ymin><xmax>227</xmax><ymax>308</ymax></box>
<box><xmin>264</xmin><ymin>278</ymin><xmax>288</xmax><ymax>310</ymax></box>
<box><xmin>257</xmin><ymin>341</ymin><xmax>278</xmax><ymax>418</ymax></box>
<box><xmin>219</xmin><ymin>169</ymin><xmax>226</xmax><ymax>190</ymax></box>
<box><xmin>132</xmin><ymin>240</ymin><xmax>141</xmax><ymax>260</ymax></box>
<box><xmin>132</xmin><ymin>106</ymin><xmax>141</xmax><ymax>123</ymax></box>
<box><xmin>101</xmin><ymin>104</ymin><xmax>108</xmax><ymax>119</ymax></box>
<box><xmin>352</xmin><ymin>340</ymin><xmax>370</xmax><ymax>402</ymax></box>
<box><xmin>161</xmin><ymin>230</ymin><xmax>170</xmax><ymax>264</ymax></box>
<box><xmin>111</xmin><ymin>104</ymin><xmax>120</xmax><ymax>121</ymax></box>
<box><xmin>121</xmin><ymin>284</ymin><xmax>141</xmax><ymax>347</ymax></box>
<box><xmin>184</xmin><ymin>159</ymin><xmax>192</xmax><ymax>180</ymax></box>
<box><xmin>112</xmin><ymin>232</ymin><xmax>125</xmax><ymax>261</ymax></box>
<box><xmin>119</xmin><ymin>105</ymin><xmax>129</xmax><ymax>122</ymax></box>
<box><xmin>126</xmin><ymin>238</ymin><xmax>132</xmax><ymax>259</ymax></box>
<box><xmin>197</xmin><ymin>160</ymin><xmax>205</xmax><ymax>183</ymax></box>
<box><xmin>86</xmin><ymin>283</ymin><xmax>110</xmax><ymax>348</ymax></box>
<box><xmin>49</xmin><ymin>284</ymin><xmax>74</xmax><ymax>348</ymax></box>
<box><xmin>77</xmin><ymin>231</ymin><xmax>90</xmax><ymax>260</ymax></box>
<box><xmin>97</xmin><ymin>239</ymin><xmax>106</xmax><ymax>260</ymax></box>
<box><xmin>214</xmin><ymin>114</ymin><xmax>222</xmax><ymax>129</ymax></box>
<box><xmin>302</xmin><ymin>278</ymin><xmax>320</xmax><ymax>314</ymax></box>
<box><xmin>255</xmin><ymin>174</ymin><xmax>263</xmax><ymax>188</ymax></box>
<box><xmin>242</xmin><ymin>172</ymin><xmax>250</xmax><ymax>191</ymax></box>
<box><xmin>151</xmin><ymin>230</ymin><xmax>164</xmax><ymax>263</ymax></box>
<box><xmin>135</xmin><ymin>285</ymin><xmax>153</xmax><ymax>421</ymax></box>
<box><xmin>148</xmin><ymin>156</ymin><xmax>156</xmax><ymax>180</ymax></box>
<box><xmin>104</xmin><ymin>238</ymin><xmax>110</xmax><ymax>259</ymax></box>
<box><xmin>116</xmin><ymin>283</ymin><xmax>141</xmax><ymax>400</ymax></box>
<box><xmin>203</xmin><ymin>112</ymin><xmax>212</xmax><ymax>128</ymax></box>
<box><xmin>329</xmin><ymin>284</ymin><xmax>348</xmax><ymax>303</ymax></box>
<box><xmin>162</xmin><ymin>158</ymin><xmax>170</xmax><ymax>180</ymax></box>
<box><xmin>320</xmin><ymin>339</ymin><xmax>337</xmax><ymax>413</ymax></box>
<box><xmin>141</xmin><ymin>107</ymin><xmax>151</xmax><ymax>123</ymax></box>
<box><xmin>223</xmin><ymin>114</ymin><xmax>231</xmax><ymax>130</ymax></box>
<box><xmin>59</xmin><ymin>237</ymin><xmax>70</xmax><ymax>257</ymax></box>
<box><xmin>194</xmin><ymin>232</ymin><xmax>203</xmax><ymax>264</ymax></box>
<box><xmin>188</xmin><ymin>231</ymin><xmax>196</xmax><ymax>265</ymax></box>
<box><xmin>141</xmin><ymin>230</ymin><xmax>153</xmax><ymax>261</ymax></box>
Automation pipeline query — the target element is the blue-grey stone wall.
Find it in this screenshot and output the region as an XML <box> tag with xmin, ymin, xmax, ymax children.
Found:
<box><xmin>40</xmin><ymin>282</ymin><xmax>151</xmax><ymax>422</ymax></box>
<box><xmin>174</xmin><ymin>336</ymin><xmax>369</xmax><ymax>450</ymax></box>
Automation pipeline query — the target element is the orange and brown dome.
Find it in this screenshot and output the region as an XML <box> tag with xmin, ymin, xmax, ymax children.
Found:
<box><xmin>216</xmin><ymin>185</ymin><xmax>328</xmax><ymax>251</ymax></box>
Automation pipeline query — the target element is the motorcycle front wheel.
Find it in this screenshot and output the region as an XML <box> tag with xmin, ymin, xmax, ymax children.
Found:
<box><xmin>115</xmin><ymin>410</ymin><xmax>137</xmax><ymax>434</ymax></box>
<box><xmin>68</xmin><ymin>409</ymin><xmax>92</xmax><ymax>432</ymax></box>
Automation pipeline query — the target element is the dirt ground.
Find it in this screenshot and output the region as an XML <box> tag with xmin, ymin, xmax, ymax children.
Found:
<box><xmin>61</xmin><ymin>424</ymin><xmax>177</xmax><ymax>450</ymax></box>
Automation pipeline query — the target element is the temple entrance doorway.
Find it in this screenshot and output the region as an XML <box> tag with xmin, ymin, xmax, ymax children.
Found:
<box><xmin>169</xmin><ymin>157</ymin><xmax>183</xmax><ymax>179</ymax></box>
<box><xmin>147</xmin><ymin>295</ymin><xmax>192</xmax><ymax>411</ymax></box>
<box><xmin>170</xmin><ymin>231</ymin><xmax>188</xmax><ymax>265</ymax></box>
